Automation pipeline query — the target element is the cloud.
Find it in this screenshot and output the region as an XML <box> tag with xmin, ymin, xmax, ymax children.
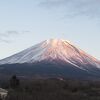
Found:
<box><xmin>0</xmin><ymin>30</ymin><xmax>30</xmax><ymax>43</ymax></box>
<box><xmin>39</xmin><ymin>0</ymin><xmax>100</xmax><ymax>18</ymax></box>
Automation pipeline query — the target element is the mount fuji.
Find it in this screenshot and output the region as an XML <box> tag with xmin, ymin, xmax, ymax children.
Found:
<box><xmin>0</xmin><ymin>39</ymin><xmax>100</xmax><ymax>79</ymax></box>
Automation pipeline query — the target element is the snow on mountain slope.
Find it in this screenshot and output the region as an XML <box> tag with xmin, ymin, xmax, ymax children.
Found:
<box><xmin>0</xmin><ymin>39</ymin><xmax>100</xmax><ymax>72</ymax></box>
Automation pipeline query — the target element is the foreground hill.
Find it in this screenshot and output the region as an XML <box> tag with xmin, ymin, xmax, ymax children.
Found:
<box><xmin>4</xmin><ymin>78</ymin><xmax>100</xmax><ymax>100</ymax></box>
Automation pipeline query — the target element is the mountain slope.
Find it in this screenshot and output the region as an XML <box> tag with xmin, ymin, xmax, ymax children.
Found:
<box><xmin>0</xmin><ymin>39</ymin><xmax>100</xmax><ymax>79</ymax></box>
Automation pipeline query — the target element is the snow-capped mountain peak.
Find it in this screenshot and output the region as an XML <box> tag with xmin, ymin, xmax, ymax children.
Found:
<box><xmin>0</xmin><ymin>39</ymin><xmax>100</xmax><ymax>71</ymax></box>
<box><xmin>0</xmin><ymin>39</ymin><xmax>100</xmax><ymax>79</ymax></box>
